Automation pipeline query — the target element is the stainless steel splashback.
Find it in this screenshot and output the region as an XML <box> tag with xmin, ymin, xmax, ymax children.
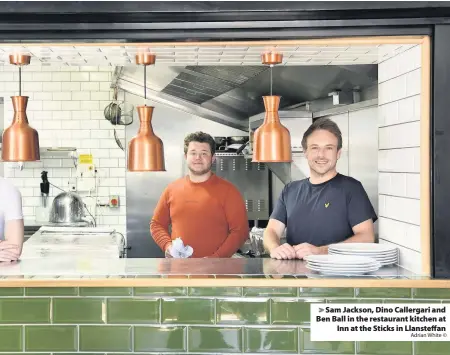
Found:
<box><xmin>211</xmin><ymin>153</ymin><xmax>270</xmax><ymax>221</ymax></box>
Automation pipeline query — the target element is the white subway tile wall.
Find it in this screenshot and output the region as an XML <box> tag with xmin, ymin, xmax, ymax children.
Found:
<box><xmin>1</xmin><ymin>65</ymin><xmax>127</xmax><ymax>235</ymax></box>
<box><xmin>378</xmin><ymin>44</ymin><xmax>422</xmax><ymax>273</ymax></box>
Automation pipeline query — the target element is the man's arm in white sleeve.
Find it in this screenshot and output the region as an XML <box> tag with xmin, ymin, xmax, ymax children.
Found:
<box><xmin>4</xmin><ymin>183</ymin><xmax>24</xmax><ymax>254</ymax></box>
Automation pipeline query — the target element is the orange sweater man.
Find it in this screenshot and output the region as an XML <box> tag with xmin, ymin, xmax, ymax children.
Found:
<box><xmin>150</xmin><ymin>132</ymin><xmax>249</xmax><ymax>258</ymax></box>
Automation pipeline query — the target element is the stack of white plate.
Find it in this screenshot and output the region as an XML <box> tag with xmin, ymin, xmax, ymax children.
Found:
<box><xmin>328</xmin><ymin>243</ymin><xmax>398</xmax><ymax>266</ymax></box>
<box><xmin>304</xmin><ymin>254</ymin><xmax>381</xmax><ymax>276</ymax></box>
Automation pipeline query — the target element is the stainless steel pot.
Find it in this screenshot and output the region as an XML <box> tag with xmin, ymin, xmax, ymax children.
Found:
<box><xmin>49</xmin><ymin>191</ymin><xmax>87</xmax><ymax>225</ymax></box>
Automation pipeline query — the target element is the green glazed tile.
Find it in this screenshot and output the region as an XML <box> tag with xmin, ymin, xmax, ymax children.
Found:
<box><xmin>243</xmin><ymin>287</ymin><xmax>297</xmax><ymax>297</ymax></box>
<box><xmin>79</xmin><ymin>326</ymin><xmax>131</xmax><ymax>351</ymax></box>
<box><xmin>189</xmin><ymin>287</ymin><xmax>242</xmax><ymax>297</ymax></box>
<box><xmin>0</xmin><ymin>298</ymin><xmax>50</xmax><ymax>323</ymax></box>
<box><xmin>272</xmin><ymin>299</ymin><xmax>322</xmax><ymax>325</ymax></box>
<box><xmin>413</xmin><ymin>288</ymin><xmax>450</xmax><ymax>299</ymax></box>
<box><xmin>415</xmin><ymin>342</ymin><xmax>450</xmax><ymax>355</ymax></box>
<box><xmin>79</xmin><ymin>287</ymin><xmax>132</xmax><ymax>296</ymax></box>
<box><xmin>383</xmin><ymin>299</ymin><xmax>441</xmax><ymax>304</ymax></box>
<box><xmin>300</xmin><ymin>328</ymin><xmax>354</xmax><ymax>354</ymax></box>
<box><xmin>245</xmin><ymin>328</ymin><xmax>298</xmax><ymax>353</ymax></box>
<box><xmin>217</xmin><ymin>299</ymin><xmax>269</xmax><ymax>324</ymax></box>
<box><xmin>358</xmin><ymin>341</ymin><xmax>412</xmax><ymax>355</ymax></box>
<box><xmin>107</xmin><ymin>298</ymin><xmax>159</xmax><ymax>324</ymax></box>
<box><xmin>327</xmin><ymin>299</ymin><xmax>383</xmax><ymax>304</ymax></box>
<box><xmin>162</xmin><ymin>298</ymin><xmax>214</xmax><ymax>324</ymax></box>
<box><xmin>134</xmin><ymin>326</ymin><xmax>186</xmax><ymax>352</ymax></box>
<box><xmin>356</xmin><ymin>288</ymin><xmax>412</xmax><ymax>299</ymax></box>
<box><xmin>299</xmin><ymin>287</ymin><xmax>354</xmax><ymax>298</ymax></box>
<box><xmin>53</xmin><ymin>298</ymin><xmax>103</xmax><ymax>324</ymax></box>
<box><xmin>0</xmin><ymin>288</ymin><xmax>23</xmax><ymax>296</ymax></box>
<box><xmin>0</xmin><ymin>326</ymin><xmax>22</xmax><ymax>351</ymax></box>
<box><xmin>25</xmin><ymin>326</ymin><xmax>77</xmax><ymax>351</ymax></box>
<box><xmin>188</xmin><ymin>326</ymin><xmax>242</xmax><ymax>353</ymax></box>
<box><xmin>134</xmin><ymin>287</ymin><xmax>187</xmax><ymax>296</ymax></box>
<box><xmin>26</xmin><ymin>287</ymin><xmax>77</xmax><ymax>296</ymax></box>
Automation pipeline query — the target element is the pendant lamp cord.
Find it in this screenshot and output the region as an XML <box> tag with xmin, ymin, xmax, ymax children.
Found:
<box><xmin>270</xmin><ymin>65</ymin><xmax>273</xmax><ymax>96</ymax></box>
<box><xmin>144</xmin><ymin>64</ymin><xmax>147</xmax><ymax>105</ymax></box>
<box><xmin>18</xmin><ymin>66</ymin><xmax>21</xmax><ymax>96</ymax></box>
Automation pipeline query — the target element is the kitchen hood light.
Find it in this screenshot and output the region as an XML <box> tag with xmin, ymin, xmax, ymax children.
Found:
<box><xmin>252</xmin><ymin>52</ymin><xmax>292</xmax><ymax>163</ymax></box>
<box><xmin>2</xmin><ymin>54</ymin><xmax>40</xmax><ymax>162</ymax></box>
<box><xmin>127</xmin><ymin>52</ymin><xmax>166</xmax><ymax>172</ymax></box>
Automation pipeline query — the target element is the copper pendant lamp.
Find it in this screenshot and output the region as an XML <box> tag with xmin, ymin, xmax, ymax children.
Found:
<box><xmin>127</xmin><ymin>52</ymin><xmax>166</xmax><ymax>172</ymax></box>
<box><xmin>252</xmin><ymin>52</ymin><xmax>292</xmax><ymax>163</ymax></box>
<box><xmin>2</xmin><ymin>54</ymin><xmax>40</xmax><ymax>162</ymax></box>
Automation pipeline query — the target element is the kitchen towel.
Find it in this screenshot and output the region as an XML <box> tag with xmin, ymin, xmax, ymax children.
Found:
<box><xmin>169</xmin><ymin>237</ymin><xmax>193</xmax><ymax>258</ymax></box>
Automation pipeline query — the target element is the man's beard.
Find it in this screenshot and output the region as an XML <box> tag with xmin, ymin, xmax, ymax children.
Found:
<box><xmin>188</xmin><ymin>163</ymin><xmax>211</xmax><ymax>176</ymax></box>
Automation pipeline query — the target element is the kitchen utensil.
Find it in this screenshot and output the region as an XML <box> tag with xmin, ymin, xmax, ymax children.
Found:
<box><xmin>228</xmin><ymin>136</ymin><xmax>249</xmax><ymax>145</ymax></box>
<box><xmin>40</xmin><ymin>171</ymin><xmax>49</xmax><ymax>208</ymax></box>
<box><xmin>48</xmin><ymin>191</ymin><xmax>89</xmax><ymax>226</ymax></box>
<box><xmin>214</xmin><ymin>136</ymin><xmax>227</xmax><ymax>147</ymax></box>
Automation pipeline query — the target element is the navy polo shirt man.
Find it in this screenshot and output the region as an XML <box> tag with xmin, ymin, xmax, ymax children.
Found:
<box><xmin>263</xmin><ymin>118</ymin><xmax>378</xmax><ymax>260</ymax></box>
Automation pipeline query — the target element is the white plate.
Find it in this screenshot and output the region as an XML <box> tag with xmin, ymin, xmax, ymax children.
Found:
<box><xmin>306</xmin><ymin>265</ymin><xmax>380</xmax><ymax>275</ymax></box>
<box><xmin>329</xmin><ymin>243</ymin><xmax>398</xmax><ymax>253</ymax></box>
<box><xmin>306</xmin><ymin>267</ymin><xmax>381</xmax><ymax>274</ymax></box>
<box><xmin>328</xmin><ymin>251</ymin><xmax>398</xmax><ymax>260</ymax></box>
<box><xmin>328</xmin><ymin>252</ymin><xmax>398</xmax><ymax>259</ymax></box>
<box><xmin>315</xmin><ymin>269</ymin><xmax>378</xmax><ymax>276</ymax></box>
<box><xmin>329</xmin><ymin>249</ymin><xmax>398</xmax><ymax>255</ymax></box>
<box><xmin>304</xmin><ymin>254</ymin><xmax>378</xmax><ymax>265</ymax></box>
<box><xmin>328</xmin><ymin>256</ymin><xmax>397</xmax><ymax>263</ymax></box>
<box><xmin>306</xmin><ymin>262</ymin><xmax>380</xmax><ymax>271</ymax></box>
<box><xmin>306</xmin><ymin>262</ymin><xmax>381</xmax><ymax>269</ymax></box>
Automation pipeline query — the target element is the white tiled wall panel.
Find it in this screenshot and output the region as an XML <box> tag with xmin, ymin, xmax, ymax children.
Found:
<box><xmin>378</xmin><ymin>44</ymin><xmax>423</xmax><ymax>273</ymax></box>
<box><xmin>378</xmin><ymin>217</ymin><xmax>421</xmax><ymax>252</ymax></box>
<box><xmin>378</xmin><ymin>121</ymin><xmax>420</xmax><ymax>149</ymax></box>
<box><xmin>378</xmin><ymin>148</ymin><xmax>420</xmax><ymax>173</ymax></box>
<box><xmin>378</xmin><ymin>45</ymin><xmax>421</xmax><ymax>83</ymax></box>
<box><xmin>379</xmin><ymin>239</ymin><xmax>422</xmax><ymax>274</ymax></box>
<box><xmin>378</xmin><ymin>172</ymin><xmax>420</xmax><ymax>199</ymax></box>
<box><xmin>378</xmin><ymin>69</ymin><xmax>421</xmax><ymax>105</ymax></box>
<box><xmin>378</xmin><ymin>95</ymin><xmax>420</xmax><ymax>127</ymax></box>
<box><xmin>379</xmin><ymin>195</ymin><xmax>420</xmax><ymax>226</ymax></box>
<box><xmin>0</xmin><ymin>66</ymin><xmax>130</xmax><ymax>235</ymax></box>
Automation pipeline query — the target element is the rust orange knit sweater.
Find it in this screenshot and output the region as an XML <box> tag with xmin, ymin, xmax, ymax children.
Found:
<box><xmin>150</xmin><ymin>174</ymin><xmax>249</xmax><ymax>258</ymax></box>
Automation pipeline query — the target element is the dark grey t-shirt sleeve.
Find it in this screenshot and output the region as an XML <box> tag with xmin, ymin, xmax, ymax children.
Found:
<box><xmin>348</xmin><ymin>182</ymin><xmax>378</xmax><ymax>227</ymax></box>
<box><xmin>270</xmin><ymin>185</ymin><xmax>288</xmax><ymax>224</ymax></box>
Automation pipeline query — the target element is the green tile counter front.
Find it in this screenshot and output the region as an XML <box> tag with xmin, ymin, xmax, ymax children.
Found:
<box><xmin>0</xmin><ymin>257</ymin><xmax>449</xmax><ymax>355</ymax></box>
<box><xmin>0</xmin><ymin>286</ymin><xmax>449</xmax><ymax>355</ymax></box>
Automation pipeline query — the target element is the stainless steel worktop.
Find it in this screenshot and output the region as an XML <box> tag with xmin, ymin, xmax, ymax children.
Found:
<box><xmin>0</xmin><ymin>256</ymin><xmax>426</xmax><ymax>280</ymax></box>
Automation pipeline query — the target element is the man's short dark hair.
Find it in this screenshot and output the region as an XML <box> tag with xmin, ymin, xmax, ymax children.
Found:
<box><xmin>184</xmin><ymin>131</ymin><xmax>216</xmax><ymax>155</ymax></box>
<box><xmin>301</xmin><ymin>118</ymin><xmax>343</xmax><ymax>151</ymax></box>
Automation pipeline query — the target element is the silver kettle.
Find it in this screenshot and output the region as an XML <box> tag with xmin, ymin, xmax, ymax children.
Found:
<box><xmin>49</xmin><ymin>191</ymin><xmax>88</xmax><ymax>225</ymax></box>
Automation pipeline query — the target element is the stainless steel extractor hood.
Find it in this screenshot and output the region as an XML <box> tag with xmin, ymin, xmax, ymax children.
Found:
<box><xmin>114</xmin><ymin>64</ymin><xmax>378</xmax><ymax>132</ymax></box>
<box><xmin>115</xmin><ymin>63</ymin><xmax>378</xmax><ymax>184</ymax></box>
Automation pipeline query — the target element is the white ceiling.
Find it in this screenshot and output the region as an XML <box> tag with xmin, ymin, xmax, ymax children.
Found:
<box><xmin>0</xmin><ymin>43</ymin><xmax>417</xmax><ymax>67</ymax></box>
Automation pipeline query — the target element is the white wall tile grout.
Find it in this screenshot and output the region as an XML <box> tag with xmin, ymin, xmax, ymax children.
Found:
<box><xmin>378</xmin><ymin>45</ymin><xmax>422</xmax><ymax>274</ymax></box>
<box><xmin>1</xmin><ymin>66</ymin><xmax>126</xmax><ymax>236</ymax></box>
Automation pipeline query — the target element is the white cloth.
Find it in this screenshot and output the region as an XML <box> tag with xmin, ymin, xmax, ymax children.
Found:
<box><xmin>0</xmin><ymin>178</ymin><xmax>23</xmax><ymax>240</ymax></box>
<box><xmin>169</xmin><ymin>237</ymin><xmax>193</xmax><ymax>258</ymax></box>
